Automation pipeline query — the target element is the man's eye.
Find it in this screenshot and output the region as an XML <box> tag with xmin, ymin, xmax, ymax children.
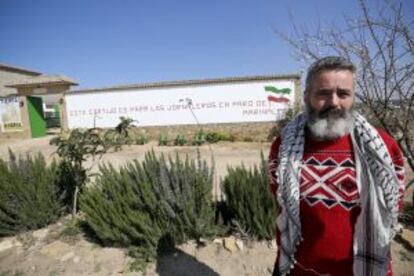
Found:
<box><xmin>317</xmin><ymin>90</ymin><xmax>330</xmax><ymax>97</ymax></box>
<box><xmin>338</xmin><ymin>91</ymin><xmax>351</xmax><ymax>98</ymax></box>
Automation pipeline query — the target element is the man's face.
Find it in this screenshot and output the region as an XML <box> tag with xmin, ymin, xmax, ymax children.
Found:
<box><xmin>305</xmin><ymin>69</ymin><xmax>355</xmax><ymax>140</ymax></box>
<box><xmin>305</xmin><ymin>69</ymin><xmax>355</xmax><ymax>115</ymax></box>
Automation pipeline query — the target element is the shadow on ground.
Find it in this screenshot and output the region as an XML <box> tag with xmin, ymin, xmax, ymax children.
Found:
<box><xmin>155</xmin><ymin>233</ymin><xmax>219</xmax><ymax>276</ymax></box>
<box><xmin>156</xmin><ymin>247</ymin><xmax>219</xmax><ymax>276</ymax></box>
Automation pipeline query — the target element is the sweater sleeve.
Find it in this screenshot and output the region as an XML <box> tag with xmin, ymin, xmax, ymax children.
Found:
<box><xmin>377</xmin><ymin>129</ymin><xmax>406</xmax><ymax>211</ymax></box>
<box><xmin>268</xmin><ymin>137</ymin><xmax>282</xmax><ymax>197</ymax></box>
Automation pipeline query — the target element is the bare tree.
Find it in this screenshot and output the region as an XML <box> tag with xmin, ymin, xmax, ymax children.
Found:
<box><xmin>276</xmin><ymin>0</ymin><xmax>414</xmax><ymax>189</ymax></box>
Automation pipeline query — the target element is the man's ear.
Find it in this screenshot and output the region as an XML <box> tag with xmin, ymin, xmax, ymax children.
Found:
<box><xmin>304</xmin><ymin>89</ymin><xmax>309</xmax><ymax>105</ymax></box>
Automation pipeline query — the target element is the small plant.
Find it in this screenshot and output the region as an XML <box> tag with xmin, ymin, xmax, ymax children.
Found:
<box><xmin>60</xmin><ymin>218</ymin><xmax>82</xmax><ymax>243</ymax></box>
<box><xmin>205</xmin><ymin>131</ymin><xmax>235</xmax><ymax>143</ymax></box>
<box><xmin>135</xmin><ymin>132</ymin><xmax>149</xmax><ymax>145</ymax></box>
<box><xmin>174</xmin><ymin>134</ymin><xmax>187</xmax><ymax>146</ymax></box>
<box><xmin>103</xmin><ymin>117</ymin><xmax>136</xmax><ymax>151</ymax></box>
<box><xmin>222</xmin><ymin>152</ymin><xmax>278</xmax><ymax>240</ymax></box>
<box><xmin>192</xmin><ymin>130</ymin><xmax>206</xmax><ymax>146</ymax></box>
<box><xmin>220</xmin><ymin>132</ymin><xmax>235</xmax><ymax>142</ymax></box>
<box><xmin>115</xmin><ymin>116</ymin><xmax>135</xmax><ymax>137</ymax></box>
<box><xmin>158</xmin><ymin>132</ymin><xmax>169</xmax><ymax>146</ymax></box>
<box><xmin>206</xmin><ymin>132</ymin><xmax>221</xmax><ymax>143</ymax></box>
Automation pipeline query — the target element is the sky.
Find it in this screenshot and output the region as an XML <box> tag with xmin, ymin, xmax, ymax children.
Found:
<box><xmin>0</xmin><ymin>0</ymin><xmax>412</xmax><ymax>89</ymax></box>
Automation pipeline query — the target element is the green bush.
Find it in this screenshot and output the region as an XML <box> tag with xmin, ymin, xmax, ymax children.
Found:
<box><xmin>135</xmin><ymin>132</ymin><xmax>148</xmax><ymax>145</ymax></box>
<box><xmin>80</xmin><ymin>150</ymin><xmax>217</xmax><ymax>271</ymax></box>
<box><xmin>158</xmin><ymin>132</ymin><xmax>169</xmax><ymax>146</ymax></box>
<box><xmin>205</xmin><ymin>131</ymin><xmax>235</xmax><ymax>143</ymax></box>
<box><xmin>174</xmin><ymin>134</ymin><xmax>187</xmax><ymax>146</ymax></box>
<box><xmin>218</xmin><ymin>132</ymin><xmax>235</xmax><ymax>142</ymax></box>
<box><xmin>60</xmin><ymin>218</ymin><xmax>82</xmax><ymax>240</ymax></box>
<box><xmin>205</xmin><ymin>132</ymin><xmax>221</xmax><ymax>143</ymax></box>
<box><xmin>0</xmin><ymin>152</ymin><xmax>65</xmax><ymax>236</ymax></box>
<box><xmin>192</xmin><ymin>130</ymin><xmax>206</xmax><ymax>146</ymax></box>
<box><xmin>222</xmin><ymin>152</ymin><xmax>277</xmax><ymax>240</ymax></box>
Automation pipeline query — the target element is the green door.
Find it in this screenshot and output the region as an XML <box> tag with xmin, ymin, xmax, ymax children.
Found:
<box><xmin>27</xmin><ymin>96</ymin><xmax>46</xmax><ymax>138</ymax></box>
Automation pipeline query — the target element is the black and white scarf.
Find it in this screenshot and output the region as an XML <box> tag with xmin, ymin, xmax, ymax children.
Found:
<box><xmin>274</xmin><ymin>112</ymin><xmax>400</xmax><ymax>276</ymax></box>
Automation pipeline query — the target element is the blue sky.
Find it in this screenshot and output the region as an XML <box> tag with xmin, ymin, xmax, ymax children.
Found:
<box><xmin>0</xmin><ymin>0</ymin><xmax>412</xmax><ymax>89</ymax></box>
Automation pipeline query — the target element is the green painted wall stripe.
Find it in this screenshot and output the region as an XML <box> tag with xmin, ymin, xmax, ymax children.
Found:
<box><xmin>264</xmin><ymin>86</ymin><xmax>291</xmax><ymax>94</ymax></box>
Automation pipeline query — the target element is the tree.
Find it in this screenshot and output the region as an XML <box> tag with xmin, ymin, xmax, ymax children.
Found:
<box><xmin>103</xmin><ymin>116</ymin><xmax>137</xmax><ymax>151</ymax></box>
<box><xmin>50</xmin><ymin>117</ymin><xmax>137</xmax><ymax>218</ymax></box>
<box><xmin>50</xmin><ymin>128</ymin><xmax>107</xmax><ymax>217</ymax></box>
<box><xmin>276</xmin><ymin>0</ymin><xmax>414</xmax><ymax>190</ymax></box>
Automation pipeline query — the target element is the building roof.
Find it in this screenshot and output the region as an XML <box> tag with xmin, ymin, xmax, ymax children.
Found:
<box><xmin>6</xmin><ymin>75</ymin><xmax>78</xmax><ymax>88</ymax></box>
<box><xmin>0</xmin><ymin>63</ymin><xmax>42</xmax><ymax>76</ymax></box>
<box><xmin>70</xmin><ymin>73</ymin><xmax>301</xmax><ymax>93</ymax></box>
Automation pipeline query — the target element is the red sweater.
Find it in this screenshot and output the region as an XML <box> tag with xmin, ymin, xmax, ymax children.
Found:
<box><xmin>269</xmin><ymin>129</ymin><xmax>405</xmax><ymax>276</ymax></box>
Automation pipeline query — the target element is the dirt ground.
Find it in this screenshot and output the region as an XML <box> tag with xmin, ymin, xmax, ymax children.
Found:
<box><xmin>0</xmin><ymin>136</ymin><xmax>413</xmax><ymax>276</ymax></box>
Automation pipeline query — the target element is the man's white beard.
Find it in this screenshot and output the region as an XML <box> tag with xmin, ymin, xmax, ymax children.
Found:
<box><xmin>306</xmin><ymin>106</ymin><xmax>354</xmax><ymax>140</ymax></box>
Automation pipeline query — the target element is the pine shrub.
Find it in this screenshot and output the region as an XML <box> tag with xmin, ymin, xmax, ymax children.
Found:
<box><xmin>158</xmin><ymin>132</ymin><xmax>169</xmax><ymax>146</ymax></box>
<box><xmin>220</xmin><ymin>132</ymin><xmax>235</xmax><ymax>142</ymax></box>
<box><xmin>80</xmin><ymin>150</ymin><xmax>217</xmax><ymax>270</ymax></box>
<box><xmin>0</xmin><ymin>152</ymin><xmax>65</xmax><ymax>236</ymax></box>
<box><xmin>135</xmin><ymin>132</ymin><xmax>149</xmax><ymax>145</ymax></box>
<box><xmin>205</xmin><ymin>131</ymin><xmax>235</xmax><ymax>143</ymax></box>
<box><xmin>205</xmin><ymin>132</ymin><xmax>221</xmax><ymax>143</ymax></box>
<box><xmin>192</xmin><ymin>130</ymin><xmax>206</xmax><ymax>145</ymax></box>
<box><xmin>174</xmin><ymin>134</ymin><xmax>187</xmax><ymax>146</ymax></box>
<box><xmin>222</xmin><ymin>152</ymin><xmax>277</xmax><ymax>240</ymax></box>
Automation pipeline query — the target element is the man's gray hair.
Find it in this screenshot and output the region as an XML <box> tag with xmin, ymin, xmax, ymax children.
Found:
<box><xmin>305</xmin><ymin>56</ymin><xmax>356</xmax><ymax>92</ymax></box>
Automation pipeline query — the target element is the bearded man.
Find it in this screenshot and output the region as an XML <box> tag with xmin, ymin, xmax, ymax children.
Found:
<box><xmin>269</xmin><ymin>56</ymin><xmax>405</xmax><ymax>276</ymax></box>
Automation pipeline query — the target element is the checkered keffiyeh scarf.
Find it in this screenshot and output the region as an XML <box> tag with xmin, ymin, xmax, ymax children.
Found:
<box><xmin>275</xmin><ymin>112</ymin><xmax>400</xmax><ymax>276</ymax></box>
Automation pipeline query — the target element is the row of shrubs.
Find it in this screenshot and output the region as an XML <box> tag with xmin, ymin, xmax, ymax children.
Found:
<box><xmin>158</xmin><ymin>130</ymin><xmax>235</xmax><ymax>146</ymax></box>
<box><xmin>117</xmin><ymin>130</ymin><xmax>237</xmax><ymax>146</ymax></box>
<box><xmin>100</xmin><ymin>127</ymin><xmax>239</xmax><ymax>147</ymax></box>
<box><xmin>96</xmin><ymin>116</ymin><xmax>244</xmax><ymax>147</ymax></box>
<box><xmin>105</xmin><ymin>129</ymin><xmax>258</xmax><ymax>147</ymax></box>
<box><xmin>84</xmin><ymin>115</ymin><xmax>295</xmax><ymax>150</ymax></box>
<box><xmin>89</xmin><ymin>116</ymin><xmax>282</xmax><ymax>149</ymax></box>
<box><xmin>0</xmin><ymin>150</ymin><xmax>277</xmax><ymax>271</ymax></box>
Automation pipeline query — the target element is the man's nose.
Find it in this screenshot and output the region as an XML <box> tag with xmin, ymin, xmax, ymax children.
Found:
<box><xmin>328</xmin><ymin>93</ymin><xmax>340</xmax><ymax>107</ymax></box>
